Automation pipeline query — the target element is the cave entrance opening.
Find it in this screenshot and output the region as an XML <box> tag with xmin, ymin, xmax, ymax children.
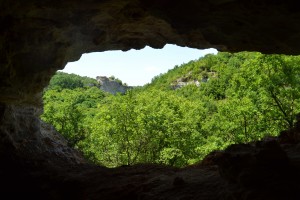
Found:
<box><xmin>42</xmin><ymin>46</ymin><xmax>300</xmax><ymax>168</ymax></box>
<box><xmin>61</xmin><ymin>45</ymin><xmax>217</xmax><ymax>87</ymax></box>
<box><xmin>42</xmin><ymin>44</ymin><xmax>217</xmax><ymax>168</ymax></box>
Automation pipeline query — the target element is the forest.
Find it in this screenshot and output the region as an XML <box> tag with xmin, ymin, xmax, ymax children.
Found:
<box><xmin>41</xmin><ymin>52</ymin><xmax>300</xmax><ymax>168</ymax></box>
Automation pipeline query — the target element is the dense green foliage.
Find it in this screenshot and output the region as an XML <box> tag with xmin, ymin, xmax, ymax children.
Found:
<box><xmin>43</xmin><ymin>72</ymin><xmax>107</xmax><ymax>147</ymax></box>
<box><xmin>47</xmin><ymin>72</ymin><xmax>100</xmax><ymax>90</ymax></box>
<box><xmin>41</xmin><ymin>52</ymin><xmax>300</xmax><ymax>168</ymax></box>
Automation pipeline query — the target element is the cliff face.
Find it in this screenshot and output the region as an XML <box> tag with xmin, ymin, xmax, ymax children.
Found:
<box><xmin>96</xmin><ymin>76</ymin><xmax>131</xmax><ymax>94</ymax></box>
<box><xmin>1</xmin><ymin>0</ymin><xmax>300</xmax><ymax>199</ymax></box>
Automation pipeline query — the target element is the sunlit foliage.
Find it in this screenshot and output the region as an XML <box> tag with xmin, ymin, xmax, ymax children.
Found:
<box><xmin>42</xmin><ymin>52</ymin><xmax>300</xmax><ymax>167</ymax></box>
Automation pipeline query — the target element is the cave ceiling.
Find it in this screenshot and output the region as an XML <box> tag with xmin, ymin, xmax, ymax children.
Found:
<box><xmin>0</xmin><ymin>0</ymin><xmax>299</xmax><ymax>103</ymax></box>
<box><xmin>1</xmin><ymin>1</ymin><xmax>300</xmax><ymax>199</ymax></box>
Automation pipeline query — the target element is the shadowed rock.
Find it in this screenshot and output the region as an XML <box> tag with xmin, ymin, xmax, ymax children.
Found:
<box><xmin>1</xmin><ymin>1</ymin><xmax>300</xmax><ymax>199</ymax></box>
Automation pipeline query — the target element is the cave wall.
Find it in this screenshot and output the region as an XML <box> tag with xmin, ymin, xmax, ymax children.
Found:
<box><xmin>1</xmin><ymin>0</ymin><xmax>300</xmax><ymax>167</ymax></box>
<box><xmin>1</xmin><ymin>0</ymin><xmax>300</xmax><ymax>106</ymax></box>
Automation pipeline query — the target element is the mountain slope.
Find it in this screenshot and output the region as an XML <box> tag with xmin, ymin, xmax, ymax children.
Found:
<box><xmin>42</xmin><ymin>52</ymin><xmax>300</xmax><ymax>168</ymax></box>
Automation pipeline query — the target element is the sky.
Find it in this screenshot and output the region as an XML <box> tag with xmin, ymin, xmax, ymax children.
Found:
<box><xmin>61</xmin><ymin>44</ymin><xmax>218</xmax><ymax>86</ymax></box>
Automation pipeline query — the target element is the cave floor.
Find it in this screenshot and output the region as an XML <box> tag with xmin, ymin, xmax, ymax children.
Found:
<box><xmin>3</xmin><ymin>139</ymin><xmax>300</xmax><ymax>200</ymax></box>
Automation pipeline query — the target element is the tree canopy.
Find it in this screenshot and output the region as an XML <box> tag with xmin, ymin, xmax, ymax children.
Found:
<box><xmin>41</xmin><ymin>52</ymin><xmax>300</xmax><ymax>167</ymax></box>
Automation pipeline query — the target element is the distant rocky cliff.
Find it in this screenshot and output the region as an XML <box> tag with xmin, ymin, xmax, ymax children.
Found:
<box><xmin>96</xmin><ymin>76</ymin><xmax>132</xmax><ymax>95</ymax></box>
<box><xmin>170</xmin><ymin>70</ymin><xmax>215</xmax><ymax>90</ymax></box>
<box><xmin>171</xmin><ymin>79</ymin><xmax>201</xmax><ymax>90</ymax></box>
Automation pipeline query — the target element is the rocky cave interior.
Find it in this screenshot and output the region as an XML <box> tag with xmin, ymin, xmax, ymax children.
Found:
<box><xmin>1</xmin><ymin>0</ymin><xmax>300</xmax><ymax>199</ymax></box>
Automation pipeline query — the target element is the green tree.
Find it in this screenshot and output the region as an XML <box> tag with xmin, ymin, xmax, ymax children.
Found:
<box><xmin>42</xmin><ymin>52</ymin><xmax>300</xmax><ymax>168</ymax></box>
<box><xmin>42</xmin><ymin>87</ymin><xmax>107</xmax><ymax>148</ymax></box>
<box><xmin>47</xmin><ymin>72</ymin><xmax>99</xmax><ymax>90</ymax></box>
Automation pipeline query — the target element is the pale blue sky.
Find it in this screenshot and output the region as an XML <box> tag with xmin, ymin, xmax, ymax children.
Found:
<box><xmin>61</xmin><ymin>44</ymin><xmax>217</xmax><ymax>86</ymax></box>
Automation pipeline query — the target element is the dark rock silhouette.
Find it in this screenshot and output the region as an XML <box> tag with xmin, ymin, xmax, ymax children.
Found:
<box><xmin>1</xmin><ymin>0</ymin><xmax>300</xmax><ymax>199</ymax></box>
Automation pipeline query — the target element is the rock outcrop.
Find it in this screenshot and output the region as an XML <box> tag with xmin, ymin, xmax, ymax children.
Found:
<box><xmin>1</xmin><ymin>0</ymin><xmax>300</xmax><ymax>199</ymax></box>
<box><xmin>96</xmin><ymin>76</ymin><xmax>132</xmax><ymax>94</ymax></box>
<box><xmin>171</xmin><ymin>79</ymin><xmax>200</xmax><ymax>90</ymax></box>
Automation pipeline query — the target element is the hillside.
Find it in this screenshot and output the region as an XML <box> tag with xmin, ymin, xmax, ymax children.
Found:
<box><xmin>47</xmin><ymin>72</ymin><xmax>132</xmax><ymax>95</ymax></box>
<box><xmin>147</xmin><ymin>52</ymin><xmax>256</xmax><ymax>91</ymax></box>
<box><xmin>147</xmin><ymin>54</ymin><xmax>218</xmax><ymax>90</ymax></box>
<box><xmin>46</xmin><ymin>72</ymin><xmax>100</xmax><ymax>90</ymax></box>
<box><xmin>42</xmin><ymin>52</ymin><xmax>300</xmax><ymax>168</ymax></box>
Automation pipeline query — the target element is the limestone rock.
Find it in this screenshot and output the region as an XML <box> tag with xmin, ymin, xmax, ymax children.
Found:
<box><xmin>171</xmin><ymin>80</ymin><xmax>200</xmax><ymax>90</ymax></box>
<box><xmin>210</xmin><ymin>140</ymin><xmax>300</xmax><ymax>199</ymax></box>
<box><xmin>1</xmin><ymin>0</ymin><xmax>300</xmax><ymax>199</ymax></box>
<box><xmin>0</xmin><ymin>103</ymin><xmax>85</xmax><ymax>165</ymax></box>
<box><xmin>96</xmin><ymin>76</ymin><xmax>132</xmax><ymax>94</ymax></box>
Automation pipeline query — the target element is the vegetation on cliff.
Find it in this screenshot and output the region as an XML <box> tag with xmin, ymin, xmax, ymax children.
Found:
<box><xmin>41</xmin><ymin>52</ymin><xmax>300</xmax><ymax>167</ymax></box>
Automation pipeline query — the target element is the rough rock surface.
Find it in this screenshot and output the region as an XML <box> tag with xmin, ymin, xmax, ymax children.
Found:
<box><xmin>171</xmin><ymin>79</ymin><xmax>200</xmax><ymax>90</ymax></box>
<box><xmin>1</xmin><ymin>0</ymin><xmax>300</xmax><ymax>199</ymax></box>
<box><xmin>96</xmin><ymin>76</ymin><xmax>132</xmax><ymax>94</ymax></box>
<box><xmin>0</xmin><ymin>103</ymin><xmax>85</xmax><ymax>164</ymax></box>
<box><xmin>2</xmin><ymin>0</ymin><xmax>300</xmax><ymax>105</ymax></box>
